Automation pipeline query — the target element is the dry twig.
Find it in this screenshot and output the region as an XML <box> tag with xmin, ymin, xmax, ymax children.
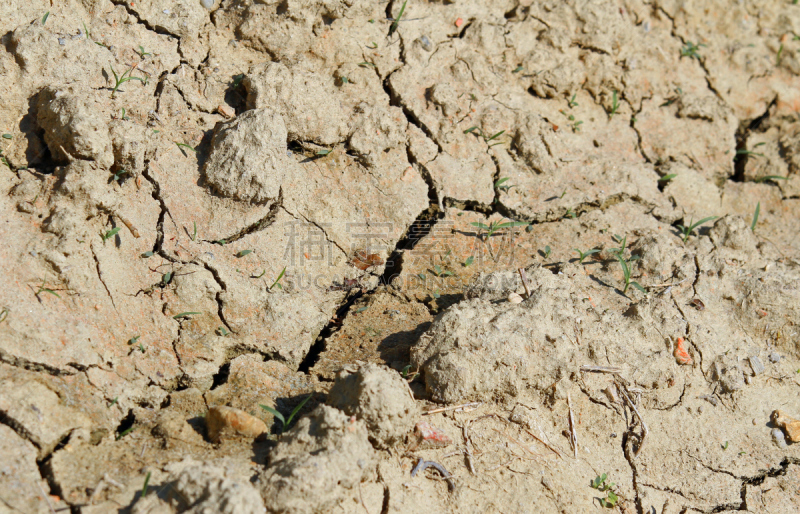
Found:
<box><xmin>567</xmin><ymin>392</ymin><xmax>578</xmax><ymax>459</ymax></box>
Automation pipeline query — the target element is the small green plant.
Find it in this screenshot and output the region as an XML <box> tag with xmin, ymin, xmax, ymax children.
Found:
<box><xmin>109</xmin><ymin>65</ymin><xmax>145</xmax><ymax>98</ymax></box>
<box><xmin>101</xmin><ymin>227</ymin><xmax>121</xmax><ymax>242</ymax></box>
<box><xmin>470</xmin><ymin>219</ymin><xmax>528</xmax><ymax>240</ymax></box>
<box><xmin>2</xmin><ymin>134</ymin><xmax>11</xmax><ymax>139</ymax></box>
<box><xmin>568</xmin><ymin>93</ymin><xmax>578</xmax><ymax>108</ymax></box>
<box><xmin>680</xmin><ymin>41</ymin><xmax>705</xmax><ymax>60</ymax></box>
<box><xmin>0</xmin><ymin>307</ymin><xmax>8</xmax><ymax>324</ymax></box>
<box><xmin>722</xmin><ymin>441</ymin><xmax>729</xmax><ymax>450</ymax></box>
<box><xmin>34</xmin><ymin>280</ymin><xmax>61</xmax><ymax>302</ymax></box>
<box><xmin>175</xmin><ymin>142</ymin><xmax>197</xmax><ymax>155</ymax></box>
<box><xmin>777</xmin><ymin>43</ymin><xmax>784</xmax><ymax>66</ymax></box>
<box><xmin>111</xmin><ymin>169</ymin><xmax>128</xmax><ymax>182</ymax></box>
<box><xmin>128</xmin><ymin>335</ymin><xmax>141</xmax><ymax>345</ymax></box>
<box><xmin>464</xmin><ymin>126</ymin><xmax>506</xmax><ymax>146</ymax></box>
<box><xmin>270</xmin><ymin>267</ymin><xmax>287</xmax><ymax>290</ymax></box>
<box><xmin>358</xmin><ymin>61</ymin><xmax>376</xmax><ymax>68</ymax></box>
<box><xmin>591</xmin><ymin>473</ymin><xmax>619</xmax><ymax>508</ymax></box>
<box><xmin>120</xmin><ymin>108</ymin><xmax>130</xmax><ymax>120</ymax></box>
<box><xmin>751</xmin><ymin>202</ymin><xmax>760</xmax><ymax>232</ymax></box>
<box><xmin>137</xmin><ymin>45</ymin><xmax>152</xmax><ymax>58</ymax></box>
<box><xmin>607</xmin><ymin>90</ymin><xmax>619</xmax><ymax>118</ymax></box>
<box><xmin>42</xmin><ymin>11</ymin><xmax>49</xmax><ymax>24</ymax></box>
<box><xmin>754</xmin><ymin>175</ymin><xmax>788</xmax><ymax>183</ymax></box>
<box><xmin>401</xmin><ymin>364</ymin><xmax>419</xmax><ymax>381</ymax></box>
<box><xmin>573</xmin><ymin>248</ymin><xmax>601</xmax><ymax>264</ymax></box>
<box><xmin>736</xmin><ymin>141</ymin><xmax>766</xmax><ymax>158</ymax></box>
<box><xmin>191</xmin><ymin>221</ymin><xmax>197</xmax><ymax>241</ymax></box>
<box><xmin>494</xmin><ymin>177</ymin><xmax>513</xmax><ymax>193</ymax></box>
<box><xmin>616</xmin><ymin>252</ymin><xmax>646</xmax><ymax>295</ymax></box>
<box><xmin>217</xmin><ymin>326</ymin><xmax>230</xmax><ymax>336</ymax></box>
<box><xmin>677</xmin><ymin>216</ymin><xmax>718</xmax><ymax>242</ymax></box>
<box><xmin>658</xmin><ymin>173</ymin><xmax>677</xmax><ymax>183</ymax></box>
<box><xmin>116</xmin><ymin>426</ymin><xmax>135</xmax><ymax>440</ymax></box>
<box><xmin>141</xmin><ymin>471</ymin><xmax>152</xmax><ymax>498</ymax></box>
<box><xmin>173</xmin><ymin>311</ymin><xmax>201</xmax><ymax>319</ymax></box>
<box><xmin>236</xmin><ymin>249</ymin><xmax>253</xmax><ymax>258</ymax></box>
<box><xmin>316</xmin><ymin>149</ymin><xmax>332</xmax><ymax>156</ymax></box>
<box><xmin>512</xmin><ymin>65</ymin><xmax>524</xmax><ymax>73</ymax></box>
<box><xmin>542</xmin><ymin>245</ymin><xmax>552</xmax><ymax>259</ymax></box>
<box><xmin>565</xmin><ymin>208</ymin><xmax>576</xmax><ymax>219</ymax></box>
<box><xmin>108</xmin><ymin>397</ymin><xmax>118</xmax><ymax>408</ymax></box>
<box><xmin>141</xmin><ymin>251</ymin><xmax>154</xmax><ymax>258</ymax></box>
<box><xmin>430</xmin><ymin>264</ymin><xmax>453</xmax><ymax>277</ymax></box>
<box><xmin>162</xmin><ymin>272</ymin><xmax>173</xmax><ymax>285</ymax></box>
<box><xmin>232</xmin><ymin>74</ymin><xmax>245</xmax><ymax>88</ymax></box>
<box><xmin>260</xmin><ymin>394</ymin><xmax>312</xmax><ymax>433</ymax></box>
<box><xmin>388</xmin><ymin>0</ymin><xmax>407</xmax><ymax>36</ymax></box>
<box><xmin>463</xmin><ymin>255</ymin><xmax>475</xmax><ymax>267</ymax></box>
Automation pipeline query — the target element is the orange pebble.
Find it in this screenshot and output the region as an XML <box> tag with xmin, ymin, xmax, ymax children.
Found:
<box><xmin>455</xmin><ymin>17</ymin><xmax>464</xmax><ymax>28</ymax></box>
<box><xmin>674</xmin><ymin>337</ymin><xmax>693</xmax><ymax>365</ymax></box>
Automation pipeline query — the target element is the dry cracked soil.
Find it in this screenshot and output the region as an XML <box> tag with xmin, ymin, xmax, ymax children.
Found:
<box><xmin>1</xmin><ymin>0</ymin><xmax>800</xmax><ymax>513</ymax></box>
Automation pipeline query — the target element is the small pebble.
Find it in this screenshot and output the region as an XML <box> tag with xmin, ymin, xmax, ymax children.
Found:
<box><xmin>744</xmin><ymin>376</ymin><xmax>752</xmax><ymax>385</ymax></box>
<box><xmin>698</xmin><ymin>405</ymin><xmax>705</xmax><ymax>413</ymax></box>
<box><xmin>419</xmin><ymin>35</ymin><xmax>432</xmax><ymax>51</ymax></box>
<box><xmin>200</xmin><ymin>0</ymin><xmax>215</xmax><ymax>8</ymax></box>
<box><xmin>769</xmin><ymin>352</ymin><xmax>781</xmax><ymax>363</ymax></box>
<box><xmin>772</xmin><ymin>428</ymin><xmax>788</xmax><ymax>449</ymax></box>
<box><xmin>58</xmin><ymin>38</ymin><xmax>66</xmax><ymax>46</ymax></box>
<box><xmin>748</xmin><ymin>356</ymin><xmax>764</xmax><ymax>375</ymax></box>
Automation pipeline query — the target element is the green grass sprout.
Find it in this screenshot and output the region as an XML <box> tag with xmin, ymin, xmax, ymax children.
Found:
<box><xmin>173</xmin><ymin>312</ymin><xmax>201</xmax><ymax>319</ymax></box>
<box><xmin>270</xmin><ymin>267</ymin><xmax>287</xmax><ymax>290</ymax></box>
<box><xmin>116</xmin><ymin>426</ymin><xmax>135</xmax><ymax>440</ymax></box>
<box><xmin>110</xmin><ymin>65</ymin><xmax>145</xmax><ymax>98</ymax></box>
<box><xmin>677</xmin><ymin>216</ymin><xmax>718</xmax><ymax>242</ymax></box>
<box><xmin>751</xmin><ymin>202</ymin><xmax>760</xmax><ymax>232</ymax></box>
<box><xmin>137</xmin><ymin>45</ymin><xmax>152</xmax><ymax>58</ymax></box>
<box><xmin>0</xmin><ymin>307</ymin><xmax>8</xmax><ymax>324</ymax></box>
<box><xmin>389</xmin><ymin>0</ymin><xmax>407</xmax><ymax>36</ymax></box>
<box><xmin>494</xmin><ymin>177</ymin><xmax>513</xmax><ymax>193</ymax></box>
<box><xmin>591</xmin><ymin>474</ymin><xmax>619</xmax><ymax>508</ymax></box>
<box><xmin>431</xmin><ymin>264</ymin><xmax>453</xmax><ymax>277</ymax></box>
<box><xmin>568</xmin><ymin>93</ymin><xmax>578</xmax><ymax>108</ymax></box>
<box><xmin>42</xmin><ymin>12</ymin><xmax>49</xmax><ymax>24</ymax></box>
<box><xmin>141</xmin><ymin>251</ymin><xmax>154</xmax><ymax>258</ymax></box>
<box><xmin>141</xmin><ymin>471</ymin><xmax>151</xmax><ymax>498</ymax></box>
<box><xmin>680</xmin><ymin>41</ymin><xmax>705</xmax><ymax>60</ymax></box>
<box><xmin>658</xmin><ymin>173</ymin><xmax>677</xmax><ymax>183</ymax></box>
<box><xmin>260</xmin><ymin>394</ymin><xmax>312</xmax><ymax>433</ymax></box>
<box><xmin>128</xmin><ymin>335</ymin><xmax>140</xmax><ymax>345</ymax></box>
<box><xmin>463</xmin><ymin>256</ymin><xmax>475</xmax><ymax>267</ymax></box>
<box><xmin>316</xmin><ymin>149</ymin><xmax>332</xmax><ymax>156</ymax></box>
<box><xmin>470</xmin><ymin>219</ymin><xmax>528</xmax><ymax>240</ymax></box>
<box><xmin>175</xmin><ymin>142</ymin><xmax>197</xmax><ymax>155</ymax></box>
<box><xmin>191</xmin><ymin>221</ymin><xmax>197</xmax><ymax>241</ymax></box>
<box><xmin>2</xmin><ymin>134</ymin><xmax>12</xmax><ymax>139</ymax></box>
<box><xmin>608</xmin><ymin>90</ymin><xmax>619</xmax><ymax>118</ymax></box>
<box><xmin>573</xmin><ymin>248</ymin><xmax>601</xmax><ymax>264</ymax></box>
<box><xmin>236</xmin><ymin>249</ymin><xmax>253</xmax><ymax>258</ymax></box>
<box><xmin>754</xmin><ymin>175</ymin><xmax>788</xmax><ymax>183</ymax></box>
<box><xmin>101</xmin><ymin>226</ymin><xmax>121</xmax><ymax>242</ymax></box>
<box><xmin>543</xmin><ymin>245</ymin><xmax>552</xmax><ymax>259</ymax></box>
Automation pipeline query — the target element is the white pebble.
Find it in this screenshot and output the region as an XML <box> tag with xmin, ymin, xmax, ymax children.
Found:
<box><xmin>200</xmin><ymin>0</ymin><xmax>214</xmax><ymax>8</ymax></box>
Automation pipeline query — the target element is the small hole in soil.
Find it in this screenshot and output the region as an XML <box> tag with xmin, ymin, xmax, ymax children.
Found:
<box><xmin>210</xmin><ymin>362</ymin><xmax>231</xmax><ymax>389</ymax></box>
<box><xmin>115</xmin><ymin>410</ymin><xmax>136</xmax><ymax>439</ymax></box>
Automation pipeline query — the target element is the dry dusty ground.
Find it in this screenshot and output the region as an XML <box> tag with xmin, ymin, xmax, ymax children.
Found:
<box><xmin>1</xmin><ymin>0</ymin><xmax>800</xmax><ymax>512</ymax></box>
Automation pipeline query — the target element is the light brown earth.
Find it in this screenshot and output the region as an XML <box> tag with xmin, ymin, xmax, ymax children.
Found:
<box><xmin>1</xmin><ymin>0</ymin><xmax>800</xmax><ymax>512</ymax></box>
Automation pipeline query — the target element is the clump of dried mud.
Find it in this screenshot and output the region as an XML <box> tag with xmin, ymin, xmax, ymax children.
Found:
<box><xmin>1</xmin><ymin>0</ymin><xmax>800</xmax><ymax>513</ymax></box>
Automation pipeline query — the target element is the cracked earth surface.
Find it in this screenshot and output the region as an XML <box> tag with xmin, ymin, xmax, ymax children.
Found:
<box><xmin>1</xmin><ymin>0</ymin><xmax>800</xmax><ymax>512</ymax></box>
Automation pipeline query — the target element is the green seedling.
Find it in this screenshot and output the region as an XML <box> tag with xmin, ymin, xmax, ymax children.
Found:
<box><xmin>463</xmin><ymin>256</ymin><xmax>475</xmax><ymax>267</ymax></box>
<box><xmin>101</xmin><ymin>227</ymin><xmax>121</xmax><ymax>242</ymax></box>
<box><xmin>358</xmin><ymin>61</ymin><xmax>376</xmax><ymax>68</ymax></box>
<box><xmin>568</xmin><ymin>93</ymin><xmax>578</xmax><ymax>108</ymax></box>
<box><xmin>512</xmin><ymin>65</ymin><xmax>524</xmax><ymax>73</ymax></box>
<box><xmin>571</xmin><ymin>120</ymin><xmax>584</xmax><ymax>132</ymax></box>
<box><xmin>111</xmin><ymin>169</ymin><xmax>128</xmax><ymax>182</ymax></box>
<box><xmin>401</xmin><ymin>364</ymin><xmax>419</xmax><ymax>381</ymax></box>
<box><xmin>417</xmin><ymin>273</ymin><xmax>426</xmax><ymax>280</ymax></box>
<box><xmin>677</xmin><ymin>216</ymin><xmax>718</xmax><ymax>242</ymax></box>
<box><xmin>754</xmin><ymin>175</ymin><xmax>788</xmax><ymax>183</ymax></box>
<box><xmin>116</xmin><ymin>426</ymin><xmax>135</xmax><ymax>440</ymax></box>
<box><xmin>494</xmin><ymin>177</ymin><xmax>513</xmax><ymax>193</ymax></box>
<box><xmin>252</xmin><ymin>269</ymin><xmax>267</xmax><ymax>279</ymax></box>
<box><xmin>616</xmin><ymin>252</ymin><xmax>646</xmax><ymax>295</ymax></box>
<box><xmin>680</xmin><ymin>41</ymin><xmax>705</xmax><ymax>60</ymax></box>
<box><xmin>137</xmin><ymin>45</ymin><xmax>152</xmax><ymax>58</ymax></box>
<box><xmin>573</xmin><ymin>248</ymin><xmax>601</xmax><ymax>264</ymax></box>
<box><xmin>232</xmin><ymin>74</ymin><xmax>244</xmax><ymax>88</ymax></box>
<box><xmin>120</xmin><ymin>108</ymin><xmax>130</xmax><ymax>120</ymax></box>
<box><xmin>139</xmin><ymin>343</ymin><xmax>145</xmax><ymax>353</ymax></box>
<box><xmin>388</xmin><ymin>0</ymin><xmax>407</xmax><ymax>36</ymax></box>
<box><xmin>777</xmin><ymin>43</ymin><xmax>784</xmax><ymax>66</ymax></box>
<box><xmin>141</xmin><ymin>251</ymin><xmax>154</xmax><ymax>258</ymax></box>
<box><xmin>430</xmin><ymin>265</ymin><xmax>453</xmax><ymax>277</ymax></box>
<box><xmin>591</xmin><ymin>473</ymin><xmax>619</xmax><ymax>508</ymax></box>
<box><xmin>471</xmin><ymin>219</ymin><xmax>528</xmax><ymax>240</ymax></box>
<box><xmin>316</xmin><ymin>149</ymin><xmax>332</xmax><ymax>156</ymax></box>
<box><xmin>464</xmin><ymin>126</ymin><xmax>507</xmax><ymax>146</ymax></box>
<box><xmin>607</xmin><ymin>90</ymin><xmax>619</xmax><ymax>118</ymax></box>
<box><xmin>2</xmin><ymin>134</ymin><xmax>11</xmax><ymax>139</ymax></box>
<box><xmin>355</xmin><ymin>306</ymin><xmax>369</xmax><ymax>313</ymax></box>
<box><xmin>191</xmin><ymin>221</ymin><xmax>197</xmax><ymax>241</ymax></box>
<box><xmin>141</xmin><ymin>471</ymin><xmax>151</xmax><ymax>498</ymax></box>
<box><xmin>736</xmin><ymin>142</ymin><xmax>766</xmax><ymax>158</ymax></box>
<box><xmin>42</xmin><ymin>11</ymin><xmax>49</xmax><ymax>24</ymax></box>
<box><xmin>162</xmin><ymin>272</ymin><xmax>173</xmax><ymax>285</ymax></box>
<box><xmin>339</xmin><ymin>76</ymin><xmax>350</xmax><ymax>84</ymax></box>
<box><xmin>109</xmin><ymin>65</ymin><xmax>145</xmax><ymax>98</ymax></box>
<box><xmin>214</xmin><ymin>239</ymin><xmax>227</xmax><ymax>246</ymax></box>
<box><xmin>260</xmin><ymin>394</ymin><xmax>312</xmax><ymax>433</ymax></box>
<box><xmin>543</xmin><ymin>245</ymin><xmax>552</xmax><ymax>259</ymax></box>
<box><xmin>751</xmin><ymin>202</ymin><xmax>760</xmax><ymax>232</ymax></box>
<box><xmin>0</xmin><ymin>307</ymin><xmax>8</xmax><ymax>324</ymax></box>
<box><xmin>722</xmin><ymin>441</ymin><xmax>729</xmax><ymax>450</ymax></box>
<box><xmin>217</xmin><ymin>326</ymin><xmax>230</xmax><ymax>336</ymax></box>
<box><xmin>270</xmin><ymin>267</ymin><xmax>286</xmax><ymax>290</ymax></box>
<box><xmin>108</xmin><ymin>397</ymin><xmax>118</xmax><ymax>408</ymax></box>
<box><xmin>173</xmin><ymin>311</ymin><xmax>201</xmax><ymax>319</ymax></box>
<box><xmin>658</xmin><ymin>173</ymin><xmax>677</xmax><ymax>183</ymax></box>
<box><xmin>128</xmin><ymin>335</ymin><xmax>140</xmax><ymax>345</ymax></box>
<box><xmin>236</xmin><ymin>249</ymin><xmax>253</xmax><ymax>258</ymax></box>
<box><xmin>565</xmin><ymin>208</ymin><xmax>576</xmax><ymax>219</ymax></box>
<box><xmin>368</xmin><ymin>41</ymin><xmax>378</xmax><ymax>49</ymax></box>
<box><xmin>175</xmin><ymin>142</ymin><xmax>197</xmax><ymax>155</ymax></box>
